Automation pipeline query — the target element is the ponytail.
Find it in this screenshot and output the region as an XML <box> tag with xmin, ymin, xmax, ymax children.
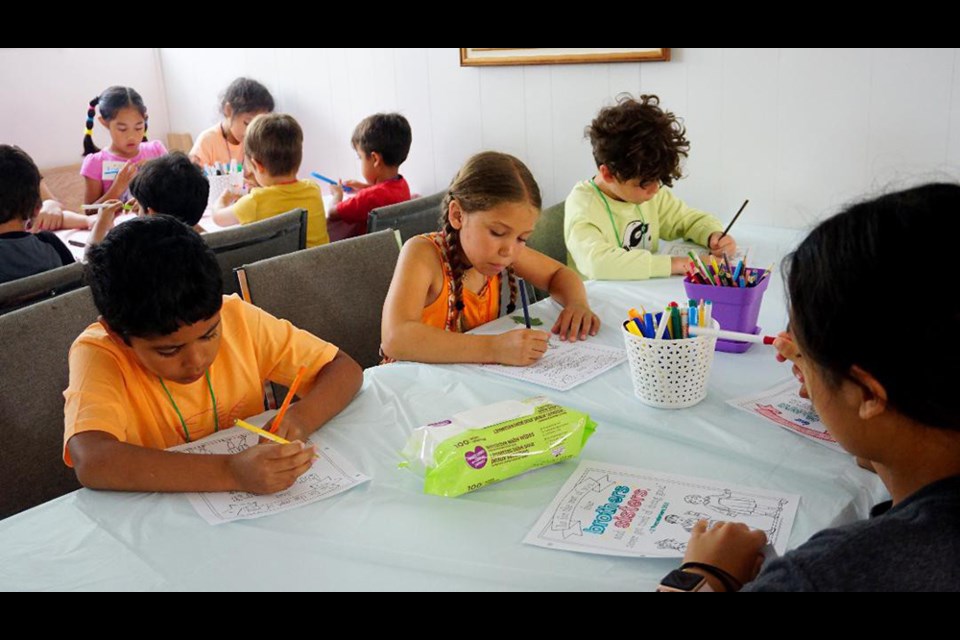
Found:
<box><xmin>83</xmin><ymin>96</ymin><xmax>100</xmax><ymax>156</ymax></box>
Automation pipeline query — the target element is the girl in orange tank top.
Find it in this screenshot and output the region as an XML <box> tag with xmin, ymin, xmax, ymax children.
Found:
<box><xmin>380</xmin><ymin>152</ymin><xmax>600</xmax><ymax>366</ymax></box>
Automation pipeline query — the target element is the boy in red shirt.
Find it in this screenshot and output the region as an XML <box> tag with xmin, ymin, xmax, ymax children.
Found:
<box><xmin>327</xmin><ymin>113</ymin><xmax>412</xmax><ymax>241</ymax></box>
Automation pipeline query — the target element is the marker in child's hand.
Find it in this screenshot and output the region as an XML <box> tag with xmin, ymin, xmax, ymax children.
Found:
<box><xmin>234</xmin><ymin>419</ymin><xmax>319</xmax><ymax>459</ymax></box>
<box><xmin>688</xmin><ymin>325</ymin><xmax>776</xmax><ymax>345</ymax></box>
<box><xmin>517</xmin><ymin>277</ymin><xmax>532</xmax><ymax>329</ymax></box>
<box><xmin>311</xmin><ymin>172</ymin><xmax>353</xmax><ymax>192</ymax></box>
<box><xmin>82</xmin><ymin>202</ymin><xmax>134</xmax><ymax>212</ymax></box>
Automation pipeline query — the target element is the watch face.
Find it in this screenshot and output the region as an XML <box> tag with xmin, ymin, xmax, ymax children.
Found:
<box><xmin>661</xmin><ymin>569</ymin><xmax>706</xmax><ymax>591</ymax></box>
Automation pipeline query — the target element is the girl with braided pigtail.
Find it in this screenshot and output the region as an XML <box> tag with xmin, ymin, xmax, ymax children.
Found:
<box><xmin>81</xmin><ymin>86</ymin><xmax>167</xmax><ymax>206</ymax></box>
<box><xmin>381</xmin><ymin>151</ymin><xmax>599</xmax><ymax>365</ymax></box>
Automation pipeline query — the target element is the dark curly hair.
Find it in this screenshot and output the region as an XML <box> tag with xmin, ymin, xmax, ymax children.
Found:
<box><xmin>586</xmin><ymin>93</ymin><xmax>689</xmax><ymax>187</ymax></box>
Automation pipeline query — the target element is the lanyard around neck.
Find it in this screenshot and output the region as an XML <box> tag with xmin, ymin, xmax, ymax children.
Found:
<box><xmin>589</xmin><ymin>179</ymin><xmax>645</xmax><ymax>248</ymax></box>
<box><xmin>159</xmin><ymin>370</ymin><xmax>219</xmax><ymax>443</ymax></box>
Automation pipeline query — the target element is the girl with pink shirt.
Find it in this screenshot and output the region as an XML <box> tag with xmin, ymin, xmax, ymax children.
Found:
<box><xmin>81</xmin><ymin>86</ymin><xmax>167</xmax><ymax>204</ymax></box>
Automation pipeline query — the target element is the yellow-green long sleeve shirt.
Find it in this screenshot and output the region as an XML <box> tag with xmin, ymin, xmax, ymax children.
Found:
<box><xmin>564</xmin><ymin>180</ymin><xmax>723</xmax><ymax>280</ymax></box>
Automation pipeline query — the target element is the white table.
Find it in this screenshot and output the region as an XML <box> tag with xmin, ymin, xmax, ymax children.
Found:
<box><xmin>56</xmin><ymin>212</ymin><xmax>231</xmax><ymax>263</ymax></box>
<box><xmin>0</xmin><ymin>224</ymin><xmax>887</xmax><ymax>591</ymax></box>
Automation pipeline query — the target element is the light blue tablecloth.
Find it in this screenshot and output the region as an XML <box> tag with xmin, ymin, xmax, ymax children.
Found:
<box><xmin>0</xmin><ymin>224</ymin><xmax>887</xmax><ymax>591</ymax></box>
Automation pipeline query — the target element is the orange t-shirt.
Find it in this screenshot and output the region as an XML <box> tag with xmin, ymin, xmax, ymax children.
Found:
<box><xmin>63</xmin><ymin>295</ymin><xmax>339</xmax><ymax>465</ymax></box>
<box><xmin>189</xmin><ymin>124</ymin><xmax>244</xmax><ymax>168</ymax></box>
<box><xmin>420</xmin><ymin>234</ymin><xmax>500</xmax><ymax>332</ymax></box>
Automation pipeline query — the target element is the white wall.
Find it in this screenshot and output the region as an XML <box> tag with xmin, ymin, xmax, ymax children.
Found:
<box><xmin>5</xmin><ymin>49</ymin><xmax>958</xmax><ymax>230</ymax></box>
<box><xmin>0</xmin><ymin>48</ymin><xmax>169</xmax><ymax>170</ymax></box>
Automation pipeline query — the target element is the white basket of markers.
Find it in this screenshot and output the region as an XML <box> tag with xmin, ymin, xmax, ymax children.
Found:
<box><xmin>621</xmin><ymin>304</ymin><xmax>719</xmax><ymax>409</ymax></box>
<box><xmin>204</xmin><ymin>161</ymin><xmax>245</xmax><ymax>211</ymax></box>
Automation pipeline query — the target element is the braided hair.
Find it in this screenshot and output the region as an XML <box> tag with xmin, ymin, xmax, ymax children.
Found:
<box><xmin>438</xmin><ymin>151</ymin><xmax>542</xmax><ymax>332</ymax></box>
<box><xmin>83</xmin><ymin>86</ymin><xmax>149</xmax><ymax>156</ymax></box>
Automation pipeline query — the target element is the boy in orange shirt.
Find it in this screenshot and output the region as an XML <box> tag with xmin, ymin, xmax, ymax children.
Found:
<box><xmin>64</xmin><ymin>215</ymin><xmax>362</xmax><ymax>494</ymax></box>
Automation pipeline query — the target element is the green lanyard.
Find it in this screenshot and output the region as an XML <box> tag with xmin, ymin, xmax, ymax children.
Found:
<box><xmin>589</xmin><ymin>179</ymin><xmax>645</xmax><ymax>249</ymax></box>
<box><xmin>159</xmin><ymin>370</ymin><xmax>219</xmax><ymax>443</ymax></box>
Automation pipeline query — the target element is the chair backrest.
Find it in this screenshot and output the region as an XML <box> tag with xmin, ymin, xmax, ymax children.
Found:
<box><xmin>0</xmin><ymin>287</ymin><xmax>99</xmax><ymax>518</ymax></box>
<box><xmin>40</xmin><ymin>163</ymin><xmax>84</xmax><ymax>213</ymax></box>
<box><xmin>238</xmin><ymin>230</ymin><xmax>401</xmax><ymax>369</ymax></box>
<box><xmin>525</xmin><ymin>201</ymin><xmax>567</xmax><ymax>300</ymax></box>
<box><xmin>166</xmin><ymin>132</ymin><xmax>194</xmax><ymax>154</ymax></box>
<box><xmin>203</xmin><ymin>209</ymin><xmax>308</xmax><ymax>296</ymax></box>
<box><xmin>367</xmin><ymin>191</ymin><xmax>444</xmax><ymax>244</ymax></box>
<box><xmin>0</xmin><ymin>262</ymin><xmax>86</xmax><ymax>316</ymax></box>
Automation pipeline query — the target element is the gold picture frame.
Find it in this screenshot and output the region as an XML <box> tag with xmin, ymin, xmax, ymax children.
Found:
<box><xmin>460</xmin><ymin>48</ymin><xmax>670</xmax><ymax>67</ymax></box>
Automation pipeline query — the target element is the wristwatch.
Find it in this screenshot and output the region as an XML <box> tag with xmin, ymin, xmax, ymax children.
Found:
<box><xmin>656</xmin><ymin>569</ymin><xmax>714</xmax><ymax>592</ymax></box>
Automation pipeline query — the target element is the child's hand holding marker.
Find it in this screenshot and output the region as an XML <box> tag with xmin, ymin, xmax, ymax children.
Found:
<box><xmin>708</xmin><ymin>231</ymin><xmax>738</xmax><ymax>258</ymax></box>
<box><xmin>112</xmin><ymin>160</ymin><xmax>142</xmax><ymax>196</ymax></box>
<box><xmin>341</xmin><ymin>179</ymin><xmax>369</xmax><ymax>191</ymax></box>
<box><xmin>773</xmin><ymin>331</ymin><xmax>809</xmax><ymax>399</ymax></box>
<box><xmin>228</xmin><ymin>437</ymin><xmax>317</xmax><ymax>495</ymax></box>
<box><xmin>493</xmin><ymin>328</ymin><xmax>550</xmax><ymax>366</ymax></box>
<box><xmin>706</xmin><ymin>198</ymin><xmax>746</xmax><ymax>258</ymax></box>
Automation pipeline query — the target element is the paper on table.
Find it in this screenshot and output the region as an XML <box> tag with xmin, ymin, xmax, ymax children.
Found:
<box><xmin>478</xmin><ymin>338</ymin><xmax>626</xmax><ymax>392</ymax></box>
<box><xmin>525</xmin><ymin>460</ymin><xmax>799</xmax><ymax>557</ymax></box>
<box><xmin>727</xmin><ymin>379</ymin><xmax>843</xmax><ymax>454</ymax></box>
<box><xmin>660</xmin><ymin>240</ymin><xmax>705</xmax><ymax>258</ymax></box>
<box><xmin>169</xmin><ymin>413</ymin><xmax>369</xmax><ymax>525</ymax></box>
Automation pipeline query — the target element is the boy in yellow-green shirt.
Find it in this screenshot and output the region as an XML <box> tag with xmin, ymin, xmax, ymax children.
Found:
<box><xmin>214</xmin><ymin>113</ymin><xmax>329</xmax><ymax>247</ymax></box>
<box><xmin>564</xmin><ymin>95</ymin><xmax>736</xmax><ymax>280</ymax></box>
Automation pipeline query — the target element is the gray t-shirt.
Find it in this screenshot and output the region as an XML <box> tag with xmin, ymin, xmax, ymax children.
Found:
<box><xmin>743</xmin><ymin>475</ymin><xmax>960</xmax><ymax>591</ymax></box>
<box><xmin>0</xmin><ymin>231</ymin><xmax>74</xmax><ymax>284</ymax></box>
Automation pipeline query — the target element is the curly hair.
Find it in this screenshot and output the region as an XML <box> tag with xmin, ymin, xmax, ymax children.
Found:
<box><xmin>586</xmin><ymin>93</ymin><xmax>689</xmax><ymax>187</ymax></box>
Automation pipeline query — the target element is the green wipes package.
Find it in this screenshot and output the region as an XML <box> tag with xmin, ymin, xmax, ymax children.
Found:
<box><xmin>400</xmin><ymin>396</ymin><xmax>597</xmax><ymax>497</ymax></box>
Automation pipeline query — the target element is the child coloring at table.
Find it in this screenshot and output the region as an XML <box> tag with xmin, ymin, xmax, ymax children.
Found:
<box><xmin>64</xmin><ymin>216</ymin><xmax>362</xmax><ymax>494</ymax></box>
<box><xmin>565</xmin><ymin>94</ymin><xmax>735</xmax><ymax>280</ymax></box>
<box><xmin>189</xmin><ymin>77</ymin><xmax>274</xmax><ymax>181</ymax></box>
<box><xmin>381</xmin><ymin>151</ymin><xmax>600</xmax><ymax>366</ymax></box>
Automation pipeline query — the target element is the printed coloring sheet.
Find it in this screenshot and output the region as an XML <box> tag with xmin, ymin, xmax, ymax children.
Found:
<box><xmin>169</xmin><ymin>415</ymin><xmax>369</xmax><ymax>525</ymax></box>
<box><xmin>525</xmin><ymin>460</ymin><xmax>799</xmax><ymax>557</ymax></box>
<box><xmin>728</xmin><ymin>379</ymin><xmax>843</xmax><ymax>453</ymax></box>
<box><xmin>479</xmin><ymin>338</ymin><xmax>626</xmax><ymax>391</ymax></box>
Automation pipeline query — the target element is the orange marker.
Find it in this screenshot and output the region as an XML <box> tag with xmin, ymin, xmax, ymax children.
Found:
<box><xmin>270</xmin><ymin>365</ymin><xmax>308</xmax><ymax>434</ymax></box>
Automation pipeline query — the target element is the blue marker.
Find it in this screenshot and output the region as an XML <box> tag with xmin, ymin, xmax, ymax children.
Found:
<box><xmin>518</xmin><ymin>278</ymin><xmax>532</xmax><ymax>329</ymax></box>
<box><xmin>643</xmin><ymin>312</ymin><xmax>656</xmax><ymax>338</ymax></box>
<box><xmin>311</xmin><ymin>172</ymin><xmax>353</xmax><ymax>192</ymax></box>
<box><xmin>632</xmin><ymin>317</ymin><xmax>649</xmax><ymax>338</ymax></box>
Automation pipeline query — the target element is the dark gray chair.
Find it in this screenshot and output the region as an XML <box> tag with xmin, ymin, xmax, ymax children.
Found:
<box><xmin>204</xmin><ymin>209</ymin><xmax>308</xmax><ymax>296</ymax></box>
<box><xmin>0</xmin><ymin>262</ymin><xmax>86</xmax><ymax>316</ymax></box>
<box><xmin>236</xmin><ymin>230</ymin><xmax>401</xmax><ymax>369</ymax></box>
<box><xmin>367</xmin><ymin>191</ymin><xmax>444</xmax><ymax>244</ymax></box>
<box><xmin>0</xmin><ymin>287</ymin><xmax>98</xmax><ymax>518</ymax></box>
<box><xmin>526</xmin><ymin>201</ymin><xmax>567</xmax><ymax>301</ymax></box>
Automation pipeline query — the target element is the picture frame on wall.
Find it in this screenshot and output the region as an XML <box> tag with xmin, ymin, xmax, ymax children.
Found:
<box><xmin>460</xmin><ymin>48</ymin><xmax>670</xmax><ymax>67</ymax></box>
